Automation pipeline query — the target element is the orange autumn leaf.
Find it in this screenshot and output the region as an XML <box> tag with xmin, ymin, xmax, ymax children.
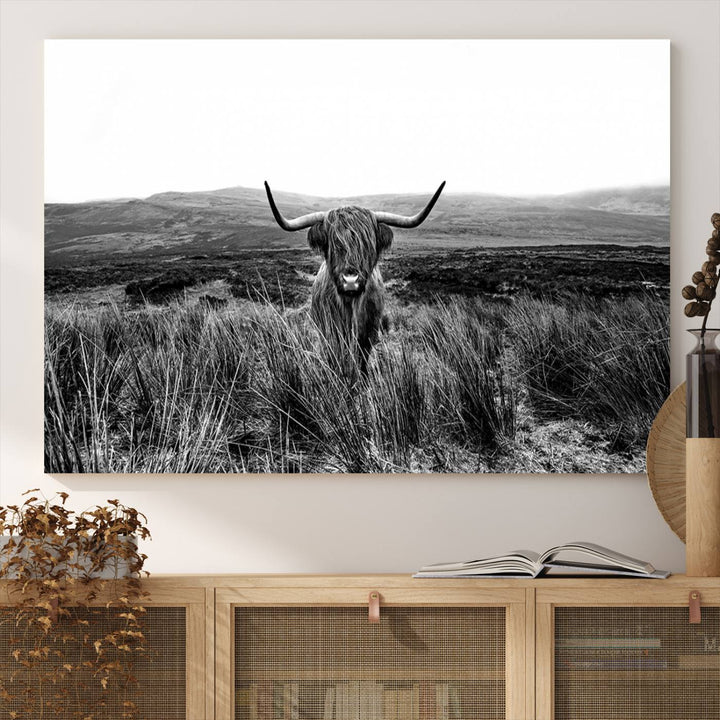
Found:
<box><xmin>37</xmin><ymin>616</ymin><xmax>52</xmax><ymax>632</ymax></box>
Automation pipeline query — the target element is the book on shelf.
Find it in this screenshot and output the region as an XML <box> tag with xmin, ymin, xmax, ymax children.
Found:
<box><xmin>556</xmin><ymin>637</ymin><xmax>661</xmax><ymax>649</ymax></box>
<box><xmin>273</xmin><ymin>682</ymin><xmax>284</xmax><ymax>719</ymax></box>
<box><xmin>414</xmin><ymin>541</ymin><xmax>670</xmax><ymax>578</ymax></box>
<box><xmin>418</xmin><ymin>682</ymin><xmax>434</xmax><ymax>720</ymax></box>
<box><xmin>323</xmin><ymin>686</ymin><xmax>335</xmax><ymax>720</ymax></box>
<box><xmin>257</xmin><ymin>681</ymin><xmax>273</xmax><ymax>720</ymax></box>
<box><xmin>435</xmin><ymin>683</ymin><xmax>449</xmax><ymax>720</ymax></box>
<box><xmin>330</xmin><ymin>681</ymin><xmax>384</xmax><ymax>720</ymax></box>
<box><xmin>235</xmin><ymin>682</ymin><xmax>298</xmax><ymax>720</ymax></box>
<box><xmin>557</xmin><ymin>657</ymin><xmax>669</xmax><ymax>670</ymax></box>
<box><xmin>382</xmin><ymin>687</ymin><xmax>397</xmax><ymax>720</ymax></box>
<box><xmin>236</xmin><ymin>687</ymin><xmax>251</xmax><ymax>715</ymax></box>
<box><xmin>556</xmin><ymin>644</ymin><xmax>668</xmax><ymax>670</ymax></box>
<box><xmin>283</xmin><ymin>682</ymin><xmax>299</xmax><ymax>720</ymax></box>
<box><xmin>404</xmin><ymin>685</ymin><xmax>423</xmax><ymax>720</ymax></box>
<box><xmin>240</xmin><ymin>680</ymin><xmax>498</xmax><ymax>720</ymax></box>
<box><xmin>557</xmin><ymin>646</ymin><xmax>660</xmax><ymax>655</ymax></box>
<box><xmin>448</xmin><ymin>685</ymin><xmax>461</xmax><ymax>720</ymax></box>
<box><xmin>677</xmin><ymin>654</ymin><xmax>720</xmax><ymax>670</ymax></box>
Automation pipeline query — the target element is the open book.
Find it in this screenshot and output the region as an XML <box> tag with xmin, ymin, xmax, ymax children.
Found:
<box><xmin>414</xmin><ymin>541</ymin><xmax>670</xmax><ymax>579</ymax></box>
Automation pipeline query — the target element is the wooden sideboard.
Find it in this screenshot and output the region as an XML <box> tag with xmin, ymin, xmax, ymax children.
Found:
<box><xmin>2</xmin><ymin>574</ymin><xmax>719</xmax><ymax>720</ymax></box>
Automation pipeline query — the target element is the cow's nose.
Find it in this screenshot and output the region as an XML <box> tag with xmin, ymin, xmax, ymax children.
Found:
<box><xmin>342</xmin><ymin>273</ymin><xmax>360</xmax><ymax>292</ymax></box>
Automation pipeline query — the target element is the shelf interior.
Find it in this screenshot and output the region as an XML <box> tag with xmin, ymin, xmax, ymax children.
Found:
<box><xmin>554</xmin><ymin>606</ymin><xmax>720</xmax><ymax>720</ymax></box>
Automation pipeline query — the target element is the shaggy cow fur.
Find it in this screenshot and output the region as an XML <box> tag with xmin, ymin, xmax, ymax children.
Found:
<box><xmin>307</xmin><ymin>207</ymin><xmax>393</xmax><ymax>374</ymax></box>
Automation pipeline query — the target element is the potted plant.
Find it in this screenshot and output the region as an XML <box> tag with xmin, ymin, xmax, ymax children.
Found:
<box><xmin>682</xmin><ymin>212</ymin><xmax>720</xmax><ymax>576</ymax></box>
<box><xmin>0</xmin><ymin>490</ymin><xmax>151</xmax><ymax>719</ymax></box>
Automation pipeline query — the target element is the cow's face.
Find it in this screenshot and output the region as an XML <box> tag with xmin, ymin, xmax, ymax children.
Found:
<box><xmin>308</xmin><ymin>207</ymin><xmax>393</xmax><ymax>298</ymax></box>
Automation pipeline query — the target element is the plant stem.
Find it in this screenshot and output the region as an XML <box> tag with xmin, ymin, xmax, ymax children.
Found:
<box><xmin>699</xmin><ymin>295</ymin><xmax>716</xmax><ymax>437</ymax></box>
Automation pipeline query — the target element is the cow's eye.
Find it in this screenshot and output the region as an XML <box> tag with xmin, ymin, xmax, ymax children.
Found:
<box><xmin>307</xmin><ymin>224</ymin><xmax>328</xmax><ymax>254</ymax></box>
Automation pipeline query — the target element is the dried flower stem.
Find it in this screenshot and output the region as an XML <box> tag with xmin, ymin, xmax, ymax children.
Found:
<box><xmin>684</xmin><ymin>213</ymin><xmax>720</xmax><ymax>437</ymax></box>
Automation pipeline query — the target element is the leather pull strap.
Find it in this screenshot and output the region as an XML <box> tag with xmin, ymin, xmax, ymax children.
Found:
<box><xmin>368</xmin><ymin>591</ymin><xmax>380</xmax><ymax>623</ymax></box>
<box><xmin>689</xmin><ymin>590</ymin><xmax>702</xmax><ymax>624</ymax></box>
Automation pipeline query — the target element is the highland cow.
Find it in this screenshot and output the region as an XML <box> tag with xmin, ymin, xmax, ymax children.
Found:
<box><xmin>265</xmin><ymin>181</ymin><xmax>445</xmax><ymax>374</ymax></box>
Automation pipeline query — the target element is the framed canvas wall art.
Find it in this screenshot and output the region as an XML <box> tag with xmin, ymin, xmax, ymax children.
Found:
<box><xmin>44</xmin><ymin>39</ymin><xmax>670</xmax><ymax>474</ymax></box>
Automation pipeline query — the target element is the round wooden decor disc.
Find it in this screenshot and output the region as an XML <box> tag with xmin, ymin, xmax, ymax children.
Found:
<box><xmin>646</xmin><ymin>383</ymin><xmax>686</xmax><ymax>542</ymax></box>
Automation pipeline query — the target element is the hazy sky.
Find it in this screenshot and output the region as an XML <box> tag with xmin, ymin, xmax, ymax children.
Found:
<box><xmin>45</xmin><ymin>39</ymin><xmax>669</xmax><ymax>203</ymax></box>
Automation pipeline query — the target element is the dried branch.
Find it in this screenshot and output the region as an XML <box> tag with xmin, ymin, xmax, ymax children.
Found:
<box><xmin>0</xmin><ymin>492</ymin><xmax>151</xmax><ymax>719</ymax></box>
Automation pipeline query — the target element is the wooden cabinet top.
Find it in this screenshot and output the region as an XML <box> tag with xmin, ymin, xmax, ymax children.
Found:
<box><xmin>141</xmin><ymin>573</ymin><xmax>720</xmax><ymax>589</ymax></box>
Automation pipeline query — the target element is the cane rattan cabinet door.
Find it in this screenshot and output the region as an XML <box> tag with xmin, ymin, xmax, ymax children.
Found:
<box><xmin>536</xmin><ymin>581</ymin><xmax>720</xmax><ymax>720</ymax></box>
<box><xmin>216</xmin><ymin>579</ymin><xmax>529</xmax><ymax>720</ymax></box>
<box><xmin>0</xmin><ymin>583</ymin><xmax>208</xmax><ymax>720</ymax></box>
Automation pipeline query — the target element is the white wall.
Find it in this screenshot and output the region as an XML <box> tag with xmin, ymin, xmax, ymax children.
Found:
<box><xmin>1</xmin><ymin>0</ymin><xmax>718</xmax><ymax>575</ymax></box>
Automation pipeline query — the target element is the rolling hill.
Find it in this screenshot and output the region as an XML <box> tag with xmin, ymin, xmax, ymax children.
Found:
<box><xmin>45</xmin><ymin>184</ymin><xmax>669</xmax><ymax>267</ymax></box>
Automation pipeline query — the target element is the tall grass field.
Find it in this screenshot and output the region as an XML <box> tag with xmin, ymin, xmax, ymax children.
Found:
<box><xmin>44</xmin><ymin>185</ymin><xmax>671</xmax><ymax>474</ymax></box>
<box><xmin>44</xmin><ymin>292</ymin><xmax>668</xmax><ymax>474</ymax></box>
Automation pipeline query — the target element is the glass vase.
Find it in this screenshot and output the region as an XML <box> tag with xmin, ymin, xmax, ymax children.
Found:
<box><xmin>686</xmin><ymin>329</ymin><xmax>720</xmax><ymax>438</ymax></box>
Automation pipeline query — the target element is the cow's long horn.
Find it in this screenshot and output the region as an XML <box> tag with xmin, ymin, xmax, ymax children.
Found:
<box><xmin>374</xmin><ymin>181</ymin><xmax>446</xmax><ymax>229</ymax></box>
<box><xmin>264</xmin><ymin>181</ymin><xmax>326</xmax><ymax>231</ymax></box>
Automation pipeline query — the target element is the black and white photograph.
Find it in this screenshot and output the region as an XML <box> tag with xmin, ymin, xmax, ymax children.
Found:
<box><xmin>44</xmin><ymin>39</ymin><xmax>670</xmax><ymax>474</ymax></box>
